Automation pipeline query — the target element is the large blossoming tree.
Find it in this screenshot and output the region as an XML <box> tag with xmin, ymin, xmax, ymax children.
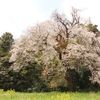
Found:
<box><xmin>9</xmin><ymin>8</ymin><xmax>100</xmax><ymax>91</ymax></box>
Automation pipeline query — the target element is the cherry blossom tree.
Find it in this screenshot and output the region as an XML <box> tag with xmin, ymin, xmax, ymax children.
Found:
<box><xmin>9</xmin><ymin>8</ymin><xmax>100</xmax><ymax>91</ymax></box>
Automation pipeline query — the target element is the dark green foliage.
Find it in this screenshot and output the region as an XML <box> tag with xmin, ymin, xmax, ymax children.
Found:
<box><xmin>0</xmin><ymin>32</ymin><xmax>13</xmax><ymax>52</ymax></box>
<box><xmin>7</xmin><ymin>60</ymin><xmax>47</xmax><ymax>92</ymax></box>
<box><xmin>0</xmin><ymin>32</ymin><xmax>14</xmax><ymax>90</ymax></box>
<box><xmin>64</xmin><ymin>68</ymin><xmax>92</xmax><ymax>91</ymax></box>
<box><xmin>87</xmin><ymin>24</ymin><xmax>99</xmax><ymax>33</ymax></box>
<box><xmin>19</xmin><ymin>60</ymin><xmax>45</xmax><ymax>92</ymax></box>
<box><xmin>0</xmin><ymin>32</ymin><xmax>14</xmax><ymax>68</ymax></box>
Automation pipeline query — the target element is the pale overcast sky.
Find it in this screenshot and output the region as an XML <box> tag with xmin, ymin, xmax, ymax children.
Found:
<box><xmin>0</xmin><ymin>0</ymin><xmax>100</xmax><ymax>38</ymax></box>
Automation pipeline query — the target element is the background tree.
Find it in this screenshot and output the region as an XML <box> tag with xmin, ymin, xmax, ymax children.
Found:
<box><xmin>0</xmin><ymin>32</ymin><xmax>14</xmax><ymax>90</ymax></box>
<box><xmin>0</xmin><ymin>32</ymin><xmax>13</xmax><ymax>52</ymax></box>
<box><xmin>87</xmin><ymin>23</ymin><xmax>100</xmax><ymax>37</ymax></box>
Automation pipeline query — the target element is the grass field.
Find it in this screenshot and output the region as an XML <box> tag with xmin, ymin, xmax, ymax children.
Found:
<box><xmin>0</xmin><ymin>89</ymin><xmax>100</xmax><ymax>100</ymax></box>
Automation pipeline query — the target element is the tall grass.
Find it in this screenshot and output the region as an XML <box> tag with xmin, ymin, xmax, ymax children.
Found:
<box><xmin>0</xmin><ymin>89</ymin><xmax>100</xmax><ymax>100</ymax></box>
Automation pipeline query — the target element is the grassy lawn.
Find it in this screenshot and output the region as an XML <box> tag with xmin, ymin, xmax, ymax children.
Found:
<box><xmin>0</xmin><ymin>89</ymin><xmax>100</xmax><ymax>100</ymax></box>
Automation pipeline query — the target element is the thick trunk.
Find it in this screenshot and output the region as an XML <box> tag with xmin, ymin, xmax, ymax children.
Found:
<box><xmin>59</xmin><ymin>53</ymin><xmax>62</xmax><ymax>60</ymax></box>
<box><xmin>66</xmin><ymin>69</ymin><xmax>74</xmax><ymax>91</ymax></box>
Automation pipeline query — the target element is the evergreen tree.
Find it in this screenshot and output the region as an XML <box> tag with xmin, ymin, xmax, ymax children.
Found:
<box><xmin>0</xmin><ymin>32</ymin><xmax>14</xmax><ymax>52</ymax></box>
<box><xmin>0</xmin><ymin>32</ymin><xmax>14</xmax><ymax>90</ymax></box>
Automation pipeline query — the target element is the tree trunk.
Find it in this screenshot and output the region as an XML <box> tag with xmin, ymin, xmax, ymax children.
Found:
<box><xmin>66</xmin><ymin>69</ymin><xmax>74</xmax><ymax>91</ymax></box>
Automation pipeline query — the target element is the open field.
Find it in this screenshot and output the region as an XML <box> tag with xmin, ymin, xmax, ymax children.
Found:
<box><xmin>0</xmin><ymin>89</ymin><xmax>100</xmax><ymax>100</ymax></box>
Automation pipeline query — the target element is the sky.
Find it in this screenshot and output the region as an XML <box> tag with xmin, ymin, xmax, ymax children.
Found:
<box><xmin>0</xmin><ymin>0</ymin><xmax>100</xmax><ymax>39</ymax></box>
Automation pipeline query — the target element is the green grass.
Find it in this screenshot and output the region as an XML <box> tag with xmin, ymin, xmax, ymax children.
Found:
<box><xmin>0</xmin><ymin>89</ymin><xmax>100</xmax><ymax>100</ymax></box>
